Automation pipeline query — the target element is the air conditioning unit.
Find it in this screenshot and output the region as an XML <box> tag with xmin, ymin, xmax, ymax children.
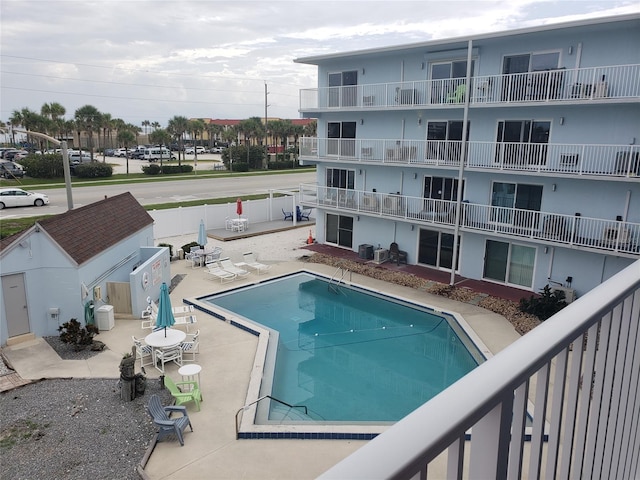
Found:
<box><xmin>383</xmin><ymin>196</ymin><xmax>402</xmax><ymax>212</ymax></box>
<box><xmin>551</xmin><ymin>286</ymin><xmax>576</xmax><ymax>304</ymax></box>
<box><xmin>373</xmin><ymin>249</ymin><xmax>389</xmax><ymax>264</ymax></box>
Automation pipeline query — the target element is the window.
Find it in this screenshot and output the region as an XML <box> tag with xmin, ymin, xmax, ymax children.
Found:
<box><xmin>326</xmin><ymin>168</ymin><xmax>355</xmax><ymax>189</ymax></box>
<box><xmin>424</xmin><ymin>176</ymin><xmax>462</xmax><ymax>201</ymax></box>
<box><xmin>328</xmin><ymin>71</ymin><xmax>358</xmax><ymax>107</ymax></box>
<box><xmin>430</xmin><ymin>60</ymin><xmax>474</xmax><ymax>103</ymax></box>
<box><xmin>491</xmin><ymin>181</ymin><xmax>542</xmax><ymax>228</ymax></box>
<box><xmin>326</xmin><ymin>214</ymin><xmax>353</xmax><ymax>248</ymax></box>
<box><xmin>426</xmin><ymin>121</ymin><xmax>469</xmax><ymax>162</ymax></box>
<box><xmin>327</xmin><ymin>121</ymin><xmax>356</xmax><ymax>156</ymax></box>
<box><xmin>418</xmin><ymin>229</ymin><xmax>460</xmax><ymax>270</ymax></box>
<box><xmin>483</xmin><ymin>240</ymin><xmax>535</xmax><ymax>288</ymax></box>
<box><xmin>502</xmin><ymin>52</ymin><xmax>561</xmax><ymax>101</ymax></box>
<box><xmin>495</xmin><ymin>120</ymin><xmax>550</xmax><ymax>166</ymax></box>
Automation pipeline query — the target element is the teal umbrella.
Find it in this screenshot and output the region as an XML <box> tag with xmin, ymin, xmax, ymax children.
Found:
<box><xmin>197</xmin><ymin>219</ymin><xmax>207</xmax><ymax>248</ymax></box>
<box><xmin>156</xmin><ymin>282</ymin><xmax>175</xmax><ymax>337</ymax></box>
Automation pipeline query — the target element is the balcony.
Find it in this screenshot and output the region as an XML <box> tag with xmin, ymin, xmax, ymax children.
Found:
<box><xmin>299</xmin><ymin>184</ymin><xmax>640</xmax><ymax>256</ymax></box>
<box><xmin>319</xmin><ymin>260</ymin><xmax>640</xmax><ymax>479</ymax></box>
<box><xmin>299</xmin><ymin>137</ymin><xmax>640</xmax><ymax>180</ymax></box>
<box><xmin>299</xmin><ymin>64</ymin><xmax>640</xmax><ymax>111</ymax></box>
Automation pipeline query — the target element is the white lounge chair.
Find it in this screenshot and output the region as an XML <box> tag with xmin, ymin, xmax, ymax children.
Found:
<box><xmin>242</xmin><ymin>252</ymin><xmax>271</xmax><ymax>274</ymax></box>
<box><xmin>219</xmin><ymin>258</ymin><xmax>250</xmax><ymax>277</ymax></box>
<box><xmin>205</xmin><ymin>265</ymin><xmax>236</xmax><ymax>283</ymax></box>
<box><xmin>174</xmin><ymin>314</ymin><xmax>197</xmax><ymax>332</ymax></box>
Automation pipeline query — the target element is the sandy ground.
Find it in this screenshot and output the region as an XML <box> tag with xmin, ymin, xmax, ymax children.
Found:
<box><xmin>156</xmin><ymin>227</ymin><xmax>314</xmax><ymax>265</ymax></box>
<box><xmin>106</xmin><ymin>153</ymin><xmax>223</xmax><ymax>175</ymax></box>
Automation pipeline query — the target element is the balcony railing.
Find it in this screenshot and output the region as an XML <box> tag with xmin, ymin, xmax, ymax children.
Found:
<box><xmin>299</xmin><ymin>184</ymin><xmax>640</xmax><ymax>255</ymax></box>
<box><xmin>299</xmin><ymin>64</ymin><xmax>640</xmax><ymax>110</ymax></box>
<box><xmin>299</xmin><ymin>137</ymin><xmax>640</xmax><ymax>179</ymax></box>
<box><xmin>319</xmin><ymin>260</ymin><xmax>640</xmax><ymax>479</ymax></box>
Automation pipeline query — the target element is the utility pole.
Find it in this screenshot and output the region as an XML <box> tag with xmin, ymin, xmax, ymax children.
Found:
<box><xmin>264</xmin><ymin>81</ymin><xmax>269</xmax><ymax>169</ymax></box>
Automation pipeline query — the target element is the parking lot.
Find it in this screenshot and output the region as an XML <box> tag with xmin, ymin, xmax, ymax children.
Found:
<box><xmin>104</xmin><ymin>152</ymin><xmax>224</xmax><ymax>175</ymax></box>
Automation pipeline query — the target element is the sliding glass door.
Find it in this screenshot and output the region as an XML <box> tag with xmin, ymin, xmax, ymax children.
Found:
<box><xmin>483</xmin><ymin>240</ymin><xmax>535</xmax><ymax>288</ymax></box>
<box><xmin>326</xmin><ymin>213</ymin><xmax>353</xmax><ymax>248</ymax></box>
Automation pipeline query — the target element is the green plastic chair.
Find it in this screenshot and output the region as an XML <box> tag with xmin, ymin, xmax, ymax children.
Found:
<box><xmin>446</xmin><ymin>84</ymin><xmax>466</xmax><ymax>103</ymax></box>
<box><xmin>164</xmin><ymin>375</ymin><xmax>202</xmax><ymax>411</ymax></box>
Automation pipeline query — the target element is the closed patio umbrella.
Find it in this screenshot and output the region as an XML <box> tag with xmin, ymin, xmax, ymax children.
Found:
<box><xmin>236</xmin><ymin>197</ymin><xmax>243</xmax><ymax>218</ymax></box>
<box><xmin>155</xmin><ymin>282</ymin><xmax>175</xmax><ymax>337</ymax></box>
<box><xmin>197</xmin><ymin>219</ymin><xmax>207</xmax><ymax>248</ymax></box>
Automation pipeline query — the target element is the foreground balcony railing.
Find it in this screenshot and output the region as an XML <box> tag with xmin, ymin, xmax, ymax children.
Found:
<box><xmin>299</xmin><ymin>64</ymin><xmax>640</xmax><ymax>110</ymax></box>
<box><xmin>320</xmin><ymin>260</ymin><xmax>640</xmax><ymax>479</ymax></box>
<box><xmin>299</xmin><ymin>184</ymin><xmax>640</xmax><ymax>255</ymax></box>
<box><xmin>299</xmin><ymin>137</ymin><xmax>640</xmax><ymax>179</ymax></box>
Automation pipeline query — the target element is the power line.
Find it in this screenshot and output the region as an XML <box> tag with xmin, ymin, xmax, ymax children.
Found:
<box><xmin>0</xmin><ymin>54</ymin><xmax>312</xmax><ymax>89</ymax></box>
<box><xmin>0</xmin><ymin>85</ymin><xmax>267</xmax><ymax>107</ymax></box>
<box><xmin>0</xmin><ymin>70</ymin><xmax>299</xmax><ymax>98</ymax></box>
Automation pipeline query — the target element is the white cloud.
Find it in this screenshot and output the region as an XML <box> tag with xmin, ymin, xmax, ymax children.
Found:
<box><xmin>1</xmin><ymin>0</ymin><xmax>637</xmax><ymax>126</ymax></box>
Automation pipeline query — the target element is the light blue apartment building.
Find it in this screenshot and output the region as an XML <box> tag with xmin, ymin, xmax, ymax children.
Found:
<box><xmin>295</xmin><ymin>14</ymin><xmax>640</xmax><ymax>299</ymax></box>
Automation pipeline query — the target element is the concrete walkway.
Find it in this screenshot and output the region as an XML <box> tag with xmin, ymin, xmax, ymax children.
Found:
<box><xmin>1</xmin><ymin>230</ymin><xmax>522</xmax><ymax>479</ymax></box>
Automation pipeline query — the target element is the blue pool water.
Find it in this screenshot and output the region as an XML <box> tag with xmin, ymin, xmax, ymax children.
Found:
<box><xmin>205</xmin><ymin>272</ymin><xmax>484</xmax><ymax>423</ymax></box>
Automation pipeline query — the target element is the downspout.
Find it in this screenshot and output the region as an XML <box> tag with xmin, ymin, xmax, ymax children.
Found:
<box><xmin>449</xmin><ymin>40</ymin><xmax>473</xmax><ymax>286</ymax></box>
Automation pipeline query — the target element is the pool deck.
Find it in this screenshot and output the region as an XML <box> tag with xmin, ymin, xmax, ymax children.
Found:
<box><xmin>1</xmin><ymin>236</ymin><xmax>525</xmax><ymax>479</ymax></box>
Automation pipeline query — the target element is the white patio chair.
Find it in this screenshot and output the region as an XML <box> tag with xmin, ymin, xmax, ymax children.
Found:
<box><xmin>180</xmin><ymin>330</ymin><xmax>200</xmax><ymax>362</ymax></box>
<box><xmin>154</xmin><ymin>346</ymin><xmax>183</xmax><ymax>373</ymax></box>
<box><xmin>242</xmin><ymin>252</ymin><xmax>271</xmax><ymax>274</ymax></box>
<box><xmin>219</xmin><ymin>258</ymin><xmax>250</xmax><ymax>277</ymax></box>
<box><xmin>132</xmin><ymin>336</ymin><xmax>154</xmax><ymax>368</ymax></box>
<box><xmin>205</xmin><ymin>265</ymin><xmax>236</xmax><ymax>283</ymax></box>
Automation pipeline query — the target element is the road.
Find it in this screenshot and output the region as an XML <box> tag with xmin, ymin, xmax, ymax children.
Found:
<box><xmin>0</xmin><ymin>169</ymin><xmax>316</xmax><ymax>219</ymax></box>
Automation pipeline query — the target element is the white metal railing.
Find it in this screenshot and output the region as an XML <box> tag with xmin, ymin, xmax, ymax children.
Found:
<box><xmin>299</xmin><ymin>184</ymin><xmax>640</xmax><ymax>255</ymax></box>
<box><xmin>319</xmin><ymin>260</ymin><xmax>640</xmax><ymax>479</ymax></box>
<box><xmin>299</xmin><ymin>137</ymin><xmax>640</xmax><ymax>179</ymax></box>
<box><xmin>299</xmin><ymin>64</ymin><xmax>640</xmax><ymax>110</ymax></box>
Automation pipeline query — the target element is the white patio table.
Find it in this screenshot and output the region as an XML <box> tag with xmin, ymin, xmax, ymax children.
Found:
<box><xmin>145</xmin><ymin>328</ymin><xmax>186</xmax><ymax>350</ymax></box>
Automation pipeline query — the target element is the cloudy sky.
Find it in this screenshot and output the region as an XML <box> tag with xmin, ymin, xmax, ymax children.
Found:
<box><xmin>1</xmin><ymin>0</ymin><xmax>638</xmax><ymax>129</ymax></box>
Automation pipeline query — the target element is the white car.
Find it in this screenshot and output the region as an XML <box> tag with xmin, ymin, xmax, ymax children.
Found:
<box><xmin>0</xmin><ymin>188</ymin><xmax>49</xmax><ymax>209</ymax></box>
<box><xmin>114</xmin><ymin>148</ymin><xmax>129</xmax><ymax>157</ymax></box>
<box><xmin>210</xmin><ymin>146</ymin><xmax>225</xmax><ymax>154</ymax></box>
<box><xmin>185</xmin><ymin>146</ymin><xmax>206</xmax><ymax>154</ymax></box>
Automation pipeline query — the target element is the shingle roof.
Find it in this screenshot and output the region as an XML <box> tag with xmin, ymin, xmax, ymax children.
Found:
<box><xmin>37</xmin><ymin>192</ymin><xmax>154</xmax><ymax>265</ymax></box>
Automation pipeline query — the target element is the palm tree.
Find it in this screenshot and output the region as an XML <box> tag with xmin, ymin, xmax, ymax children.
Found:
<box><xmin>74</xmin><ymin>105</ymin><xmax>101</xmax><ymax>161</ymax></box>
<box><xmin>142</xmin><ymin>120</ymin><xmax>150</xmax><ymax>136</ymax></box>
<box><xmin>167</xmin><ymin>116</ymin><xmax>188</xmax><ymax>166</ymax></box>
<box><xmin>149</xmin><ymin>128</ymin><xmax>172</xmax><ymax>171</ymax></box>
<box><xmin>117</xmin><ymin>129</ymin><xmax>136</xmax><ymax>175</ymax></box>
<box><xmin>188</xmin><ymin>119</ymin><xmax>206</xmax><ymax>163</ymax></box>
<box><xmin>290</xmin><ymin>123</ymin><xmax>305</xmax><ymax>164</ymax></box>
<box><xmin>151</xmin><ymin>121</ymin><xmax>161</xmax><ymax>131</ymax></box>
<box><xmin>303</xmin><ymin>119</ymin><xmax>317</xmax><ymax>137</ymax></box>
<box><xmin>100</xmin><ymin>113</ymin><xmax>114</xmax><ymax>161</ymax></box>
<box><xmin>41</xmin><ymin>102</ymin><xmax>66</xmax><ymax>143</ymax></box>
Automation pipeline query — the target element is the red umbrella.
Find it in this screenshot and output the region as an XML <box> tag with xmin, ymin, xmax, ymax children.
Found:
<box><xmin>236</xmin><ymin>198</ymin><xmax>243</xmax><ymax>217</ymax></box>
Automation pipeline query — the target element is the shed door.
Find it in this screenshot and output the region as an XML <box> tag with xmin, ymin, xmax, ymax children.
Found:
<box><xmin>2</xmin><ymin>273</ymin><xmax>31</xmax><ymax>337</ymax></box>
<box><xmin>106</xmin><ymin>282</ymin><xmax>132</xmax><ymax>314</ymax></box>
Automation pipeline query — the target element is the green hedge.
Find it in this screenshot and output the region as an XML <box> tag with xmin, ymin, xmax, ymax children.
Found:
<box><xmin>19</xmin><ymin>154</ymin><xmax>64</xmax><ymax>178</ymax></box>
<box><xmin>268</xmin><ymin>160</ymin><xmax>297</xmax><ymax>170</ymax></box>
<box><xmin>74</xmin><ymin>162</ymin><xmax>113</xmax><ymax>178</ymax></box>
<box><xmin>141</xmin><ymin>164</ymin><xmax>194</xmax><ymax>175</ymax></box>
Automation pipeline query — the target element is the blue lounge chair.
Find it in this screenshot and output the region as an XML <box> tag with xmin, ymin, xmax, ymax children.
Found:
<box><xmin>282</xmin><ymin>208</ymin><xmax>293</xmax><ymax>221</ymax></box>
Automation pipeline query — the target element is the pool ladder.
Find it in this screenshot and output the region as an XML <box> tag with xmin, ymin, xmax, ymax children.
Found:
<box><xmin>235</xmin><ymin>395</ymin><xmax>309</xmax><ymax>439</ymax></box>
<box><xmin>328</xmin><ymin>265</ymin><xmax>350</xmax><ymax>295</ymax></box>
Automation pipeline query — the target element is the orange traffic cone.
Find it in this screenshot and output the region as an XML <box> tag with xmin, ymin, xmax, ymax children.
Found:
<box><xmin>307</xmin><ymin>229</ymin><xmax>314</xmax><ymax>245</ymax></box>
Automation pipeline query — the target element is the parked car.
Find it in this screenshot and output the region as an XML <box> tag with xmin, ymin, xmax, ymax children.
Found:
<box><xmin>4</xmin><ymin>150</ymin><xmax>28</xmax><ymax>161</ymax></box>
<box><xmin>0</xmin><ymin>161</ymin><xmax>25</xmax><ymax>179</ymax></box>
<box><xmin>210</xmin><ymin>146</ymin><xmax>225</xmax><ymax>154</ymax></box>
<box><xmin>104</xmin><ymin>148</ymin><xmax>116</xmax><ymax>156</ymax></box>
<box><xmin>114</xmin><ymin>148</ymin><xmax>128</xmax><ymax>157</ymax></box>
<box><xmin>143</xmin><ymin>147</ymin><xmax>176</xmax><ymax>162</ymax></box>
<box><xmin>185</xmin><ymin>146</ymin><xmax>206</xmax><ymax>154</ymax></box>
<box><xmin>0</xmin><ymin>188</ymin><xmax>49</xmax><ymax>209</ymax></box>
<box><xmin>69</xmin><ymin>152</ymin><xmax>91</xmax><ymax>165</ymax></box>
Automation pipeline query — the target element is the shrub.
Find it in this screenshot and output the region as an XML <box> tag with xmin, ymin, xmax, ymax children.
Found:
<box><xmin>141</xmin><ymin>164</ymin><xmax>193</xmax><ymax>175</ymax></box>
<box><xmin>518</xmin><ymin>284</ymin><xmax>568</xmax><ymax>321</ymax></box>
<box><xmin>19</xmin><ymin>154</ymin><xmax>64</xmax><ymax>178</ymax></box>
<box><xmin>58</xmin><ymin>318</ymin><xmax>100</xmax><ymax>351</ymax></box>
<box><xmin>268</xmin><ymin>160</ymin><xmax>297</xmax><ymax>170</ymax></box>
<box><xmin>181</xmin><ymin>241</ymin><xmax>200</xmax><ymax>254</ymax></box>
<box><xmin>73</xmin><ymin>162</ymin><xmax>113</xmax><ymax>178</ymax></box>
<box><xmin>158</xmin><ymin>242</ymin><xmax>173</xmax><ymax>258</ymax></box>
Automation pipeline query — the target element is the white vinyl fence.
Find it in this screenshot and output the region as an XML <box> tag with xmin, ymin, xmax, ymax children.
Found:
<box><xmin>149</xmin><ymin>193</ymin><xmax>300</xmax><ymax>239</ymax></box>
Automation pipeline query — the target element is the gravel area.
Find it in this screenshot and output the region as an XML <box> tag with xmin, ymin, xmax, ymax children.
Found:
<box><xmin>0</xmin><ymin>338</ymin><xmax>172</xmax><ymax>480</ymax></box>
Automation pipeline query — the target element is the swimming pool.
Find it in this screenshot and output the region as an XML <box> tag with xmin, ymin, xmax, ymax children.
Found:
<box><xmin>202</xmin><ymin>272</ymin><xmax>487</xmax><ymax>428</ymax></box>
